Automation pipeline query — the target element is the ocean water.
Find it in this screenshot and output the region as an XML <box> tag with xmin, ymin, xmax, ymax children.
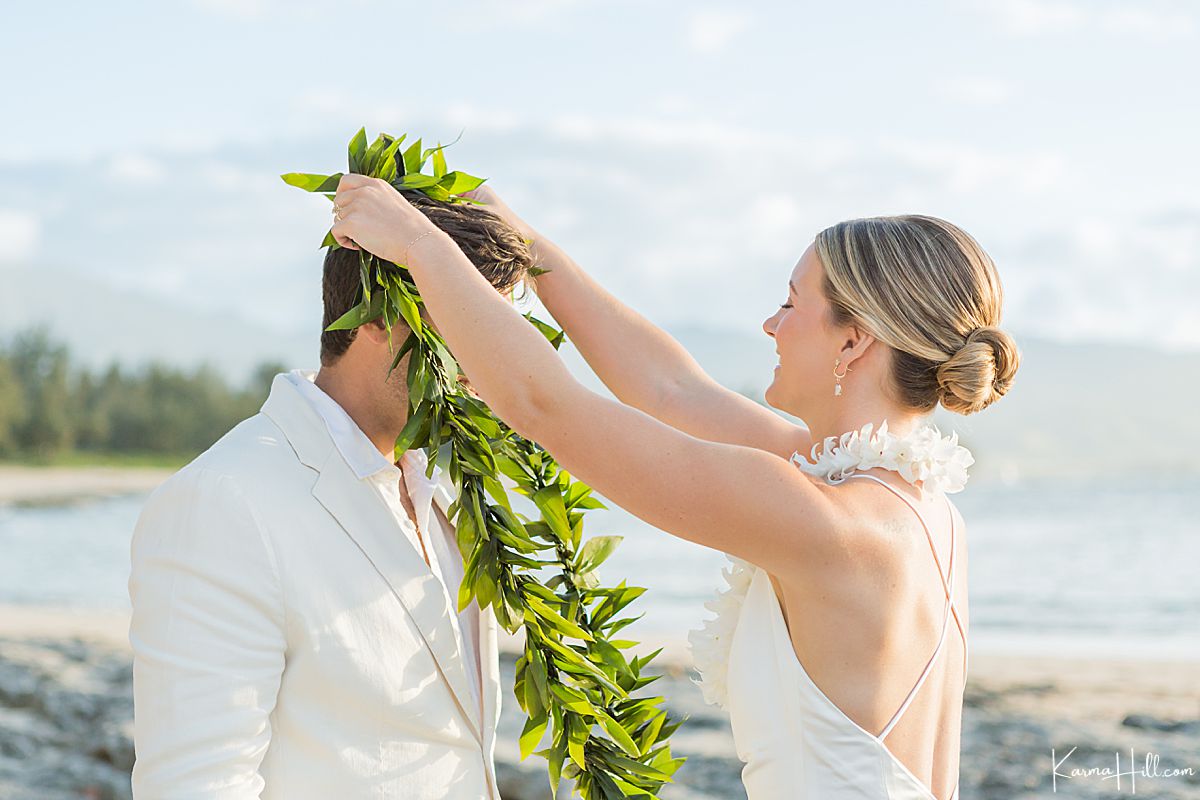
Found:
<box><xmin>1</xmin><ymin>477</ymin><xmax>1197</xmax><ymax>659</ymax></box>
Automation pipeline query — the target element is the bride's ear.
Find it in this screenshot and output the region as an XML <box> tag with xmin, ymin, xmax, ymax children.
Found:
<box><xmin>838</xmin><ymin>326</ymin><xmax>877</xmax><ymax>366</ymax></box>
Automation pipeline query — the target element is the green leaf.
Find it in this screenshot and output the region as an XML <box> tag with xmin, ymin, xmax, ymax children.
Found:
<box><xmin>544</xmin><ymin>741</ymin><xmax>565</xmax><ymax>796</ymax></box>
<box><xmin>438</xmin><ymin>170</ymin><xmax>486</xmax><ymax>195</ymax></box>
<box><xmin>361</xmin><ymin>132</ymin><xmax>389</xmax><ymax>176</ymax></box>
<box><xmin>566</xmin><ymin>714</ymin><xmax>588</xmax><ymax>770</ymax></box>
<box><xmin>377</xmin><ymin>134</ymin><xmax>406</xmax><ymax>182</ymax></box>
<box><xmin>577</xmin><ymin>535</ymin><xmax>622</xmax><ymax>574</ymax></box>
<box><xmin>432</xmin><ymin>142</ymin><xmax>447</xmax><ymax>178</ymax></box>
<box><xmin>525</xmin><ymin>312</ymin><xmax>567</xmax><ymax>349</ymax></box>
<box><xmin>347</xmin><ymin>127</ymin><xmax>368</xmax><ymax>173</ymax></box>
<box><xmin>595</xmin><ymin>710</ymin><xmax>641</xmax><ymax>757</ymax></box>
<box><xmin>394</xmin><ymin>403</ymin><xmax>430</xmax><ymax>453</ymax></box>
<box><xmin>388</xmin><ymin>281</ymin><xmax>424</xmax><ymax>333</ymax></box>
<box><xmin>280</xmin><ymin>172</ymin><xmax>343</xmax><ymax>193</ymax></box>
<box><xmin>324</xmin><ymin>292</ymin><xmax>384</xmax><ymax>331</ymax></box>
<box><xmin>532</xmin><ymin>486</ymin><xmax>572</xmax><ymax>541</ymax></box>
<box><xmin>402</xmin><ymin>137</ymin><xmax>424</xmax><ymax>176</ymax></box>
<box><xmin>519</xmin><ymin>715</ymin><xmax>548</xmax><ymax>760</ymax></box>
<box><xmin>394</xmin><ymin>173</ymin><xmax>442</xmax><ymax>191</ymax></box>
<box><xmin>525</xmin><ymin>595</ymin><xmax>594</xmax><ymax>641</ymax></box>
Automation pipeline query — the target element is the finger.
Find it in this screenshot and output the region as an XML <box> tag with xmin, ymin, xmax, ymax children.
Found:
<box><xmin>331</xmin><ymin>219</ymin><xmax>359</xmax><ymax>249</ymax></box>
<box><xmin>336</xmin><ymin>173</ymin><xmax>372</xmax><ymax>192</ymax></box>
<box><xmin>332</xmin><ymin>185</ymin><xmax>362</xmax><ymax>206</ymax></box>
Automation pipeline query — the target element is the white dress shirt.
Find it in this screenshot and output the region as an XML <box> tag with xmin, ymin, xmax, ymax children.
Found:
<box><xmin>284</xmin><ymin>369</ymin><xmax>482</xmax><ymax>717</ymax></box>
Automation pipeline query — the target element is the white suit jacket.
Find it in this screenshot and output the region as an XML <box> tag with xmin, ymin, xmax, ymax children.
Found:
<box><xmin>129</xmin><ymin>372</ymin><xmax>503</xmax><ymax>799</ymax></box>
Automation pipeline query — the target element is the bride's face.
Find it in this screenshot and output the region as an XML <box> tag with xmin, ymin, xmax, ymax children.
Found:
<box><xmin>762</xmin><ymin>243</ymin><xmax>843</xmax><ymax>418</ymax></box>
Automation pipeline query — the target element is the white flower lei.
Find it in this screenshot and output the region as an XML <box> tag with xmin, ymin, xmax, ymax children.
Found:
<box><xmin>790</xmin><ymin>419</ymin><xmax>974</xmax><ymax>495</ymax></box>
<box><xmin>687</xmin><ymin>419</ymin><xmax>974</xmax><ymax>709</ymax></box>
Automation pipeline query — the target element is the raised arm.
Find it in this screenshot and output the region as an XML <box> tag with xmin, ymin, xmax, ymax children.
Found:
<box><xmin>467</xmin><ymin>186</ymin><xmax>811</xmax><ymax>460</ymax></box>
<box><xmin>129</xmin><ymin>468</ymin><xmax>286</xmax><ymax>798</ymax></box>
<box><xmin>331</xmin><ymin>177</ymin><xmax>835</xmax><ymax>568</ymax></box>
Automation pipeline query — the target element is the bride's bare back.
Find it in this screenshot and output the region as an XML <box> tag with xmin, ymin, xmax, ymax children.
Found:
<box><xmin>772</xmin><ymin>471</ymin><xmax>968</xmax><ymax>800</ymax></box>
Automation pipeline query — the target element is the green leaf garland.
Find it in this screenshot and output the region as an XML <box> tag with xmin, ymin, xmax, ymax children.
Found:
<box><xmin>283</xmin><ymin>128</ymin><xmax>685</xmax><ymax>799</ymax></box>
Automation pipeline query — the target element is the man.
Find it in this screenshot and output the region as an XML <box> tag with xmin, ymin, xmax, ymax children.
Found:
<box><xmin>128</xmin><ymin>193</ymin><xmax>533</xmax><ymax>798</ymax></box>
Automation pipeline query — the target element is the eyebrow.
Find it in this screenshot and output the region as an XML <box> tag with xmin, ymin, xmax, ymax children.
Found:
<box><xmin>788</xmin><ymin>279</ymin><xmax>797</xmax><ymax>294</ymax></box>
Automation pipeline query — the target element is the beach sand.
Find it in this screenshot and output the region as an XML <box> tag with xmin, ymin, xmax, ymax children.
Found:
<box><xmin>1</xmin><ymin>607</ymin><xmax>1197</xmax><ymax>799</ymax></box>
<box><xmin>0</xmin><ymin>465</ymin><xmax>174</xmax><ymax>508</ymax></box>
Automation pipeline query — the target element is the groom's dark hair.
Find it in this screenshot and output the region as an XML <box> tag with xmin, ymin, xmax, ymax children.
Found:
<box><xmin>320</xmin><ymin>192</ymin><xmax>534</xmax><ymax>366</ymax></box>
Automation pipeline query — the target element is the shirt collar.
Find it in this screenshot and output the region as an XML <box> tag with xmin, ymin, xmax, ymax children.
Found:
<box><xmin>283</xmin><ymin>369</ymin><xmax>443</xmax><ymax>489</ymax></box>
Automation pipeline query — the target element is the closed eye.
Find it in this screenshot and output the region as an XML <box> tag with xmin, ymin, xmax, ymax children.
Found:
<box><xmin>779</xmin><ymin>302</ymin><xmax>793</xmax><ymax>309</ymax></box>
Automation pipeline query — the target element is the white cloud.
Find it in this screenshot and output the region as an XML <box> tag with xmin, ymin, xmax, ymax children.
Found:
<box><xmin>981</xmin><ymin>0</ymin><xmax>1085</xmax><ymax>35</ymax></box>
<box><xmin>936</xmin><ymin>76</ymin><xmax>1016</xmax><ymax>107</ymax></box>
<box><xmin>977</xmin><ymin>0</ymin><xmax>1196</xmax><ymax>39</ymax></box>
<box><xmin>1098</xmin><ymin>7</ymin><xmax>1196</xmax><ymax>40</ymax></box>
<box><xmin>0</xmin><ymin>210</ymin><xmax>40</xmax><ymax>263</ymax></box>
<box><xmin>879</xmin><ymin>138</ymin><xmax>1067</xmax><ymax>194</ymax></box>
<box><xmin>190</xmin><ymin>0</ymin><xmax>275</xmax><ymax>19</ymax></box>
<box><xmin>685</xmin><ymin>9</ymin><xmax>752</xmax><ymax>54</ymax></box>
<box><xmin>1001</xmin><ymin>210</ymin><xmax>1200</xmax><ymax>348</ymax></box>
<box><xmin>4</xmin><ymin>107</ymin><xmax>1193</xmax><ymax>347</ymax></box>
<box><xmin>108</xmin><ymin>154</ymin><xmax>166</xmax><ymax>185</ymax></box>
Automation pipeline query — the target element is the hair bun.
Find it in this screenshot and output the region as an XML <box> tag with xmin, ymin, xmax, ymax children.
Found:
<box><xmin>935</xmin><ymin>325</ymin><xmax>1020</xmax><ymax>415</ymax></box>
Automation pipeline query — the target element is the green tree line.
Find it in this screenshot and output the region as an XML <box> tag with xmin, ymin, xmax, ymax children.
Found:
<box><xmin>0</xmin><ymin>327</ymin><xmax>284</xmax><ymax>462</ymax></box>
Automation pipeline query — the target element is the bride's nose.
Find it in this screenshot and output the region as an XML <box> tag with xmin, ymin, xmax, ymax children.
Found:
<box><xmin>763</xmin><ymin>310</ymin><xmax>779</xmax><ymax>338</ymax></box>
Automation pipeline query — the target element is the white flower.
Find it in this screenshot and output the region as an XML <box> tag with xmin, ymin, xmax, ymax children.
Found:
<box><xmin>687</xmin><ymin>555</ymin><xmax>754</xmax><ymax>708</ymax></box>
<box><xmin>790</xmin><ymin>419</ymin><xmax>973</xmax><ymax>494</ymax></box>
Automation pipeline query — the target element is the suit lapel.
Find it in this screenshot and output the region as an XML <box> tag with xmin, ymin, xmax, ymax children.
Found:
<box><xmin>312</xmin><ymin>454</ymin><xmax>483</xmax><ymax>743</ymax></box>
<box><xmin>262</xmin><ymin>371</ymin><xmax>501</xmax><ymax>776</ymax></box>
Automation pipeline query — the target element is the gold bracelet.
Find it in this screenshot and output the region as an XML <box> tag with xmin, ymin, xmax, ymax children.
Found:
<box><xmin>401</xmin><ymin>229</ymin><xmax>437</xmax><ymax>265</ymax></box>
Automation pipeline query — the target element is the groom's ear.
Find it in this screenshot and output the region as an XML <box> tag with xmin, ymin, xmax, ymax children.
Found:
<box><xmin>357</xmin><ymin>318</ymin><xmax>393</xmax><ymax>347</ymax></box>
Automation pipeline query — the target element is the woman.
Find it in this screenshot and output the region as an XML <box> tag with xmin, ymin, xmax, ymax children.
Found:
<box><xmin>330</xmin><ymin>175</ymin><xmax>1019</xmax><ymax>800</ymax></box>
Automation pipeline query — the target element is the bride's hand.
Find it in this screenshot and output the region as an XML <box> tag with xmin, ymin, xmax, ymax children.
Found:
<box><xmin>331</xmin><ymin>175</ymin><xmax>447</xmax><ymax>264</ymax></box>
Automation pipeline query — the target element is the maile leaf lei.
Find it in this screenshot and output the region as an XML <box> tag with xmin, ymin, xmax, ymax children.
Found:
<box><xmin>282</xmin><ymin>129</ymin><xmax>685</xmax><ymax>799</ymax></box>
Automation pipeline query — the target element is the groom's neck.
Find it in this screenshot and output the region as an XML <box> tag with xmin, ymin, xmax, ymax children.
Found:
<box><xmin>314</xmin><ymin>366</ymin><xmax>407</xmax><ymax>462</ymax></box>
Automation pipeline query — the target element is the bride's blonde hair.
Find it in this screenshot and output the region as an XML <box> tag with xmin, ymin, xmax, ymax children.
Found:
<box><xmin>813</xmin><ymin>215</ymin><xmax>1020</xmax><ymax>415</ymax></box>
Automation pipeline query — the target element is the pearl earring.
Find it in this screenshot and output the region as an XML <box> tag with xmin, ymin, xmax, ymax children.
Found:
<box><xmin>833</xmin><ymin>358</ymin><xmax>851</xmax><ymax>396</ymax></box>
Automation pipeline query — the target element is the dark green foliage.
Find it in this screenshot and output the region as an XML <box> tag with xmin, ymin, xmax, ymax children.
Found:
<box><xmin>283</xmin><ymin>129</ymin><xmax>685</xmax><ymax>798</ymax></box>
<box><xmin>0</xmin><ymin>326</ymin><xmax>283</xmax><ymax>462</ymax></box>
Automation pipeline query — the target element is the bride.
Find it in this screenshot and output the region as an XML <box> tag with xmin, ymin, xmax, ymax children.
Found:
<box><xmin>328</xmin><ymin>175</ymin><xmax>1019</xmax><ymax>799</ymax></box>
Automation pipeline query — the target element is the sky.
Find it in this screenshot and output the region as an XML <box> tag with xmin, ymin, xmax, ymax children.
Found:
<box><xmin>2</xmin><ymin>0</ymin><xmax>1198</xmax><ymax>356</ymax></box>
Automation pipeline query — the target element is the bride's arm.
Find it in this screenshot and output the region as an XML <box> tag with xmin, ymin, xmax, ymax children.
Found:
<box><xmin>468</xmin><ymin>186</ymin><xmax>811</xmax><ymax>460</ymax></box>
<box><xmin>330</xmin><ymin>177</ymin><xmax>837</xmax><ymax>567</ymax></box>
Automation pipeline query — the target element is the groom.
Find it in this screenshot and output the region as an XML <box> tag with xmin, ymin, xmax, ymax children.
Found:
<box><xmin>128</xmin><ymin>193</ymin><xmax>533</xmax><ymax>798</ymax></box>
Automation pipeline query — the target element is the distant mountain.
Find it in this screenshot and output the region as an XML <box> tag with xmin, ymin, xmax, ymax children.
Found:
<box><xmin>0</xmin><ymin>266</ymin><xmax>314</xmax><ymax>386</ymax></box>
<box><xmin>3</xmin><ymin>266</ymin><xmax>1196</xmax><ymax>483</ymax></box>
<box><xmin>658</xmin><ymin>324</ymin><xmax>1200</xmax><ymax>485</ymax></box>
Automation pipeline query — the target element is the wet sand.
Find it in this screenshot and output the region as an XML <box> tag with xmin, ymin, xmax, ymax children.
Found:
<box><xmin>1</xmin><ymin>608</ymin><xmax>1197</xmax><ymax>799</ymax></box>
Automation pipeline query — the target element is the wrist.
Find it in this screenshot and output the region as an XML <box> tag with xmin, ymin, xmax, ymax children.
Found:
<box><xmin>529</xmin><ymin>236</ymin><xmax>572</xmax><ymax>278</ymax></box>
<box><xmin>393</xmin><ymin>225</ymin><xmax>449</xmax><ymax>267</ymax></box>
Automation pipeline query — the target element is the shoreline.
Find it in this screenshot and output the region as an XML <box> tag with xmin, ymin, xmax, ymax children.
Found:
<box><xmin>0</xmin><ymin>465</ymin><xmax>174</xmax><ymax>507</ymax></box>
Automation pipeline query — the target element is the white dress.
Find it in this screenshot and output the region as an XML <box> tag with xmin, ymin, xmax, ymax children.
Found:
<box><xmin>723</xmin><ymin>471</ymin><xmax>965</xmax><ymax>799</ymax></box>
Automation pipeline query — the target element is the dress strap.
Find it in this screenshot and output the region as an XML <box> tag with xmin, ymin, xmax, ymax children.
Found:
<box><xmin>841</xmin><ymin>473</ymin><xmax>966</xmax><ymax>739</ymax></box>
